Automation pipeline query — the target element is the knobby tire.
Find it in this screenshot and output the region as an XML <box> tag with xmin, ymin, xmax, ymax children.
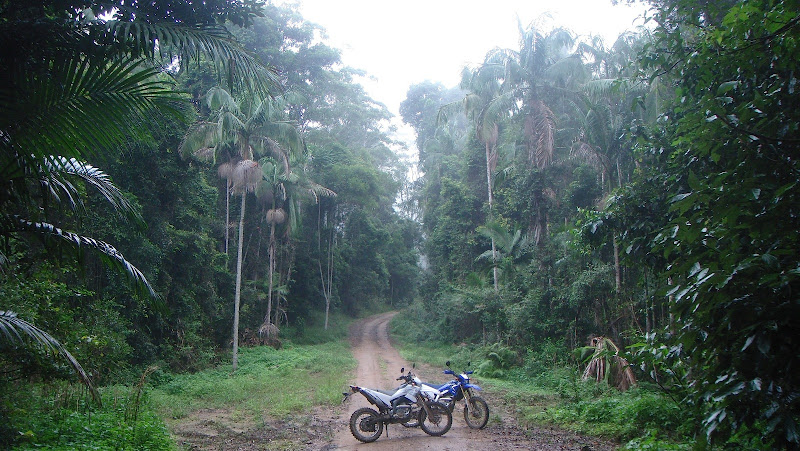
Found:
<box><xmin>349</xmin><ymin>407</ymin><xmax>383</xmax><ymax>443</ymax></box>
<box><xmin>463</xmin><ymin>395</ymin><xmax>489</xmax><ymax>429</ymax></box>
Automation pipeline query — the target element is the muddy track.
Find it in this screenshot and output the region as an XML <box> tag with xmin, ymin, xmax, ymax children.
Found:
<box><xmin>331</xmin><ymin>312</ymin><xmax>617</xmax><ymax>450</ymax></box>
<box><xmin>171</xmin><ymin>312</ymin><xmax>618</xmax><ymax>450</ymax></box>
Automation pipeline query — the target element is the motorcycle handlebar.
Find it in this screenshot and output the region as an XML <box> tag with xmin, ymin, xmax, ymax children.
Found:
<box><xmin>397</xmin><ymin>372</ymin><xmax>416</xmax><ymax>383</ymax></box>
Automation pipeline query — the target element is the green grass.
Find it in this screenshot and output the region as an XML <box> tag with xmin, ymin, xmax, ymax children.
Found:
<box><xmin>149</xmin><ymin>340</ymin><xmax>356</xmax><ymax>421</ymax></box>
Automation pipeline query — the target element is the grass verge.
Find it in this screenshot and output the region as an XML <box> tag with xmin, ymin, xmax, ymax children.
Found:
<box><xmin>148</xmin><ymin>340</ymin><xmax>356</xmax><ymax>421</ymax></box>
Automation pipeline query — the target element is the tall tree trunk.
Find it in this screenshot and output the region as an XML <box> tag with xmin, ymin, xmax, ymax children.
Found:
<box><xmin>485</xmin><ymin>140</ymin><xmax>499</xmax><ymax>292</ymax></box>
<box><xmin>275</xmin><ymin>240</ymin><xmax>295</xmax><ymax>329</ymax></box>
<box><xmin>232</xmin><ymin>193</ymin><xmax>246</xmax><ymax>372</ymax></box>
<box><xmin>320</xmin><ymin>231</ymin><xmax>334</xmax><ymax>330</ymax></box>
<box><xmin>316</xmin><ymin>204</ymin><xmax>335</xmax><ymax>330</ymax></box>
<box><xmin>265</xmin><ymin>222</ymin><xmax>276</xmax><ymax>337</ymax></box>
<box><xmin>225</xmin><ymin>179</ymin><xmax>231</xmax><ymax>255</ymax></box>
<box><xmin>613</xmin><ymin>235</ymin><xmax>621</xmax><ymax>293</ymax></box>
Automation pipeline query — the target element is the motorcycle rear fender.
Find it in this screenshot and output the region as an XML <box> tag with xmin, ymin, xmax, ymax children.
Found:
<box><xmin>358</xmin><ymin>387</ymin><xmax>391</xmax><ymax>410</ymax></box>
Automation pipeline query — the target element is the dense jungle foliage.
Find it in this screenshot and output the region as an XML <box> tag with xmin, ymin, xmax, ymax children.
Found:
<box><xmin>1</xmin><ymin>0</ymin><xmax>798</xmax><ymax>448</ymax></box>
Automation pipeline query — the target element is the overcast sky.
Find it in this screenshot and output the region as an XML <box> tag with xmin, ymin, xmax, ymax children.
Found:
<box><xmin>279</xmin><ymin>0</ymin><xmax>649</xmax><ymax>157</ymax></box>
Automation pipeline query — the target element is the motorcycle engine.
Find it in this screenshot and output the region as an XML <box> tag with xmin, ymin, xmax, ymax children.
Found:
<box><xmin>391</xmin><ymin>404</ymin><xmax>412</xmax><ymax>420</ymax></box>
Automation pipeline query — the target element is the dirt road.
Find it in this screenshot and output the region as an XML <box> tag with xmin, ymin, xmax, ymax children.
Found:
<box><xmin>330</xmin><ymin>311</ymin><xmax>617</xmax><ymax>450</ymax></box>
<box><xmin>170</xmin><ymin>312</ymin><xmax>618</xmax><ymax>450</ymax></box>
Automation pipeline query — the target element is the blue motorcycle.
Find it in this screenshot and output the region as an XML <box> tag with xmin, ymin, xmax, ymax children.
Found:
<box><xmin>416</xmin><ymin>361</ymin><xmax>490</xmax><ymax>429</ymax></box>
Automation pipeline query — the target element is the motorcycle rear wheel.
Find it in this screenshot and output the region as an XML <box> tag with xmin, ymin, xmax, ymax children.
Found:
<box><xmin>419</xmin><ymin>401</ymin><xmax>453</xmax><ymax>436</ymax></box>
<box><xmin>349</xmin><ymin>407</ymin><xmax>383</xmax><ymax>443</ymax></box>
<box><xmin>463</xmin><ymin>396</ymin><xmax>489</xmax><ymax>429</ymax></box>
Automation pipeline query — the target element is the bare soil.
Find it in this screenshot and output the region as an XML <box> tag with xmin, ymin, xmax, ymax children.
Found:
<box><xmin>170</xmin><ymin>312</ymin><xmax>619</xmax><ymax>450</ymax></box>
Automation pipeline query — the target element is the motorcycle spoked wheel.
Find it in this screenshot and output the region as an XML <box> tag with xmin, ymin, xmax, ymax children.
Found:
<box><xmin>419</xmin><ymin>401</ymin><xmax>453</xmax><ymax>436</ymax></box>
<box><xmin>463</xmin><ymin>395</ymin><xmax>490</xmax><ymax>429</ymax></box>
<box><xmin>349</xmin><ymin>407</ymin><xmax>383</xmax><ymax>443</ymax></box>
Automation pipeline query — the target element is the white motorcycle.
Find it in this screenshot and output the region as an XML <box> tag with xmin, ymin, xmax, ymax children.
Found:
<box><xmin>343</xmin><ymin>367</ymin><xmax>453</xmax><ymax>443</ymax></box>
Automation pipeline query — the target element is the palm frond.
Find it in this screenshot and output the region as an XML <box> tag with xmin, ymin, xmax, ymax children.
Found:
<box><xmin>0</xmin><ymin>310</ymin><xmax>100</xmax><ymax>404</ymax></box>
<box><xmin>103</xmin><ymin>21</ymin><xmax>280</xmax><ymax>96</ymax></box>
<box><xmin>7</xmin><ymin>216</ymin><xmax>156</xmax><ymax>299</ymax></box>
<box><xmin>581</xmin><ymin>336</ymin><xmax>637</xmax><ymax>391</ymax></box>
<box><xmin>258</xmin><ymin>121</ymin><xmax>306</xmax><ymax>160</ymax></box>
<box><xmin>583</xmin><ymin>78</ymin><xmax>634</xmax><ymax>99</ymax></box>
<box><xmin>44</xmin><ymin>157</ymin><xmax>142</xmax><ymax>223</ymax></box>
<box><xmin>206</xmin><ymin>86</ymin><xmax>241</xmax><ymax>113</ymax></box>
<box><xmin>436</xmin><ymin>98</ymin><xmax>466</xmax><ymax>125</ymax></box>
<box><xmin>525</xmin><ymin>100</ymin><xmax>556</xmax><ymax>169</ymax></box>
<box><xmin>179</xmin><ymin>122</ymin><xmax>220</xmax><ymax>160</ymax></box>
<box><xmin>544</xmin><ymin>54</ymin><xmax>588</xmax><ymax>87</ymax></box>
<box><xmin>476</xmin><ymin>249</ymin><xmax>496</xmax><ymax>261</ymax></box>
<box><xmin>4</xmin><ymin>56</ymin><xmax>185</xmax><ymax>166</ymax></box>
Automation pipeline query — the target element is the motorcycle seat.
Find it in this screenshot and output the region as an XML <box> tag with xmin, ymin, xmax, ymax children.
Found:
<box><xmin>421</xmin><ymin>382</ymin><xmax>451</xmax><ymax>391</ymax></box>
<box><xmin>376</xmin><ymin>389</ymin><xmax>396</xmax><ymax>395</ymax></box>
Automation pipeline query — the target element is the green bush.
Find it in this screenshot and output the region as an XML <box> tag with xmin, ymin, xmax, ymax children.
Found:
<box><xmin>4</xmin><ymin>381</ymin><xmax>174</xmax><ymax>450</ymax></box>
<box><xmin>476</xmin><ymin>343</ymin><xmax>517</xmax><ymax>378</ymax></box>
<box><xmin>534</xmin><ymin>386</ymin><xmax>689</xmax><ymax>442</ymax></box>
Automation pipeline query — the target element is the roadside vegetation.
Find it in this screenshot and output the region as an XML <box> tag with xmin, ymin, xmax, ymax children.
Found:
<box><xmin>3</xmin><ymin>382</ymin><xmax>174</xmax><ymax>451</ymax></box>
<box><xmin>3</xmin><ymin>317</ymin><xmax>354</xmax><ymax>450</ymax></box>
<box><xmin>149</xmin><ymin>340</ymin><xmax>354</xmax><ymax>421</ymax></box>
<box><xmin>390</xmin><ymin>312</ymin><xmax>694</xmax><ymax>449</ymax></box>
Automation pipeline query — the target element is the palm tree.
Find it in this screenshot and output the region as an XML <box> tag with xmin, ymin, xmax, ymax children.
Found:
<box><xmin>258</xmin><ymin>149</ymin><xmax>335</xmax><ymax>336</ymax></box>
<box><xmin>181</xmin><ymin>87</ymin><xmax>305</xmax><ymax>369</ymax></box>
<box><xmin>456</xmin><ymin>65</ymin><xmax>506</xmax><ymax>292</ymax></box>
<box><xmin>483</xmin><ymin>24</ymin><xmax>585</xmax><ymax>244</ymax></box>
<box><xmin>476</xmin><ymin>221</ymin><xmax>529</xmax><ymax>287</ymax></box>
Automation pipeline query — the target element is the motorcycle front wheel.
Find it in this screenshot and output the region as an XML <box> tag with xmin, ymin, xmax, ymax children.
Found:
<box><xmin>463</xmin><ymin>395</ymin><xmax>489</xmax><ymax>429</ymax></box>
<box><xmin>419</xmin><ymin>401</ymin><xmax>453</xmax><ymax>436</ymax></box>
<box><xmin>349</xmin><ymin>407</ymin><xmax>383</xmax><ymax>443</ymax></box>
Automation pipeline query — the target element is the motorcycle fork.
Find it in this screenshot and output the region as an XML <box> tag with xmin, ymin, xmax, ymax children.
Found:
<box><xmin>463</xmin><ymin>388</ymin><xmax>475</xmax><ymax>415</ymax></box>
<box><xmin>418</xmin><ymin>394</ymin><xmax>434</xmax><ymax>419</ymax></box>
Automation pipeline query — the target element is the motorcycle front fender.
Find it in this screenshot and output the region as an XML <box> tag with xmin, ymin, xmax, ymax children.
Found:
<box><xmin>464</xmin><ymin>383</ymin><xmax>482</xmax><ymax>391</ymax></box>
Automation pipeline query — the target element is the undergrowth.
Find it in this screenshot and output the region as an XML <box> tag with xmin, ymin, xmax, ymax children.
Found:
<box><xmin>3</xmin><ymin>317</ymin><xmax>356</xmax><ymax>450</ymax></box>
<box><xmin>2</xmin><ymin>381</ymin><xmax>174</xmax><ymax>450</ymax></box>
<box><xmin>389</xmin><ymin>311</ymin><xmax>695</xmax><ymax>449</ymax></box>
